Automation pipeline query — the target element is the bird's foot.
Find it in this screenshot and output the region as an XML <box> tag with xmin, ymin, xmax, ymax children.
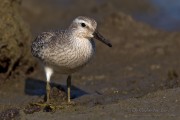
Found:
<box><xmin>61</xmin><ymin>101</ymin><xmax>76</xmax><ymax>106</ymax></box>
<box><xmin>30</xmin><ymin>102</ymin><xmax>64</xmax><ymax>112</ymax></box>
<box><xmin>68</xmin><ymin>101</ymin><xmax>76</xmax><ymax>106</ymax></box>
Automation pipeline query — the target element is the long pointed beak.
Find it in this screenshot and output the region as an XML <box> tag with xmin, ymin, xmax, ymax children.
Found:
<box><xmin>93</xmin><ymin>31</ymin><xmax>112</xmax><ymax>47</ymax></box>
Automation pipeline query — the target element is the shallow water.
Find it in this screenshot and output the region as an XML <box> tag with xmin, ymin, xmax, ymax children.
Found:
<box><xmin>36</xmin><ymin>0</ymin><xmax>180</xmax><ymax>31</ymax></box>
<box><xmin>135</xmin><ymin>0</ymin><xmax>180</xmax><ymax>31</ymax></box>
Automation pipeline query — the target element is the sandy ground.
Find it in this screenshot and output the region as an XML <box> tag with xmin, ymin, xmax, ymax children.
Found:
<box><xmin>0</xmin><ymin>0</ymin><xmax>180</xmax><ymax>119</ymax></box>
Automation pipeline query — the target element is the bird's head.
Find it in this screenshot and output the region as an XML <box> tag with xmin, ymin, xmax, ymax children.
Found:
<box><xmin>69</xmin><ymin>16</ymin><xmax>112</xmax><ymax>47</ymax></box>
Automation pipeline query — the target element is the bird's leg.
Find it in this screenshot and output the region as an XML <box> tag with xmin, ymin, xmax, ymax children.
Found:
<box><xmin>46</xmin><ymin>81</ymin><xmax>50</xmax><ymax>104</ymax></box>
<box><xmin>44</xmin><ymin>67</ymin><xmax>53</xmax><ymax>104</ymax></box>
<box><xmin>67</xmin><ymin>75</ymin><xmax>71</xmax><ymax>103</ymax></box>
<box><xmin>30</xmin><ymin>66</ymin><xmax>59</xmax><ymax>112</ymax></box>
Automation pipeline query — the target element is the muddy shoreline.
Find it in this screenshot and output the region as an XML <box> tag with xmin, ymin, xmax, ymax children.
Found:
<box><xmin>0</xmin><ymin>0</ymin><xmax>180</xmax><ymax>119</ymax></box>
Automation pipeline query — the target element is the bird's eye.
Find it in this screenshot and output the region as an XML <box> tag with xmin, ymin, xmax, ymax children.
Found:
<box><xmin>81</xmin><ymin>23</ymin><xmax>86</xmax><ymax>27</ymax></box>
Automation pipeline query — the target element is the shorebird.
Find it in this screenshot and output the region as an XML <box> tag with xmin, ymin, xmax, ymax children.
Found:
<box><xmin>31</xmin><ymin>16</ymin><xmax>112</xmax><ymax>105</ymax></box>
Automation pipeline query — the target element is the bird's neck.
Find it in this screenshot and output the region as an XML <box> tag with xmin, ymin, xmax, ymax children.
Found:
<box><xmin>66</xmin><ymin>28</ymin><xmax>95</xmax><ymax>49</ymax></box>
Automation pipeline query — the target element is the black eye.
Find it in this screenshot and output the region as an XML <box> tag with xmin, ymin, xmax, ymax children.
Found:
<box><xmin>81</xmin><ymin>23</ymin><xmax>86</xmax><ymax>27</ymax></box>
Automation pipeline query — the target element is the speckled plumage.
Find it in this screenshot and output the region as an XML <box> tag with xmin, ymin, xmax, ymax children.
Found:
<box><xmin>32</xmin><ymin>29</ymin><xmax>95</xmax><ymax>74</ymax></box>
<box><xmin>31</xmin><ymin>16</ymin><xmax>112</xmax><ymax>103</ymax></box>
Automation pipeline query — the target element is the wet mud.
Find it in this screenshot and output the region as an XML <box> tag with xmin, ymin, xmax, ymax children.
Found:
<box><xmin>0</xmin><ymin>0</ymin><xmax>180</xmax><ymax>119</ymax></box>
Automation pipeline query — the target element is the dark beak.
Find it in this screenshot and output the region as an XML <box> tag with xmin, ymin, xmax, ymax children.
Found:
<box><xmin>93</xmin><ymin>31</ymin><xmax>112</xmax><ymax>47</ymax></box>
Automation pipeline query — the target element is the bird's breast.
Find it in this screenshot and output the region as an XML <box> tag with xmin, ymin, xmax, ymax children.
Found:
<box><xmin>66</xmin><ymin>38</ymin><xmax>95</xmax><ymax>69</ymax></box>
<box><xmin>43</xmin><ymin>38</ymin><xmax>95</xmax><ymax>74</ymax></box>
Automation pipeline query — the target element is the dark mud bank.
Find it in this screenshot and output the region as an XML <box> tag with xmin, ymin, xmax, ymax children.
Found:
<box><xmin>0</xmin><ymin>0</ymin><xmax>35</xmax><ymax>83</ymax></box>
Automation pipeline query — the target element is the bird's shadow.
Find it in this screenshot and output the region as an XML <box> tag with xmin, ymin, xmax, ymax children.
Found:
<box><xmin>24</xmin><ymin>77</ymin><xmax>88</xmax><ymax>99</ymax></box>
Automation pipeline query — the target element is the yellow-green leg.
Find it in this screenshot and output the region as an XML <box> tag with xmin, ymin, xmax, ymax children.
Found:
<box><xmin>67</xmin><ymin>75</ymin><xmax>71</xmax><ymax>103</ymax></box>
<box><xmin>44</xmin><ymin>66</ymin><xmax>53</xmax><ymax>104</ymax></box>
<box><xmin>46</xmin><ymin>81</ymin><xmax>51</xmax><ymax>104</ymax></box>
<box><xmin>30</xmin><ymin>67</ymin><xmax>59</xmax><ymax>111</ymax></box>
